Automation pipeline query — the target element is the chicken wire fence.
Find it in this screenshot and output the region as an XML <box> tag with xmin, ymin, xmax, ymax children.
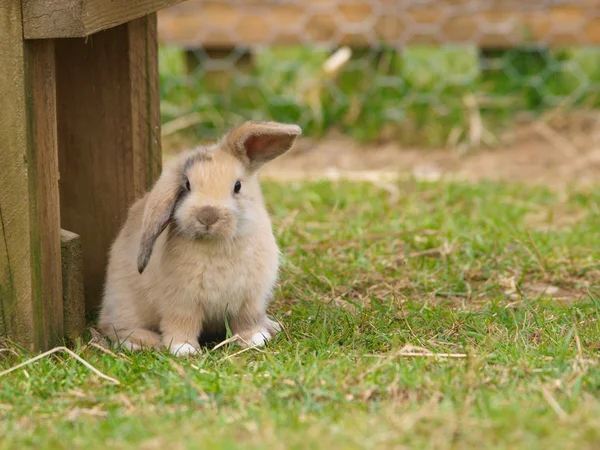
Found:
<box><xmin>157</xmin><ymin>1</ymin><xmax>600</xmax><ymax>148</ymax></box>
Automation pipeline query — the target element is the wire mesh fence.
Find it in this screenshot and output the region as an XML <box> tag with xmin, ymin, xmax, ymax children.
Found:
<box><xmin>157</xmin><ymin>1</ymin><xmax>600</xmax><ymax>149</ymax></box>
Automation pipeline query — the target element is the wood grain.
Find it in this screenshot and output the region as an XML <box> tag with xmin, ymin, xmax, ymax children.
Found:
<box><xmin>56</xmin><ymin>14</ymin><xmax>162</xmax><ymax>314</ymax></box>
<box><xmin>0</xmin><ymin>0</ymin><xmax>35</xmax><ymax>347</ymax></box>
<box><xmin>24</xmin><ymin>39</ymin><xmax>64</xmax><ymax>349</ymax></box>
<box><xmin>61</xmin><ymin>230</ymin><xmax>86</xmax><ymax>341</ymax></box>
<box><xmin>129</xmin><ymin>15</ymin><xmax>163</xmax><ymax>192</ymax></box>
<box><xmin>157</xmin><ymin>0</ymin><xmax>600</xmax><ymax>48</ymax></box>
<box><xmin>22</xmin><ymin>0</ymin><xmax>187</xmax><ymax>39</ymax></box>
<box><xmin>1</xmin><ymin>2</ymin><xmax>64</xmax><ymax>350</ymax></box>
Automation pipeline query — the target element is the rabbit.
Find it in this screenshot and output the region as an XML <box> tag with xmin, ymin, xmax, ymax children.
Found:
<box><xmin>98</xmin><ymin>121</ymin><xmax>301</xmax><ymax>356</ymax></box>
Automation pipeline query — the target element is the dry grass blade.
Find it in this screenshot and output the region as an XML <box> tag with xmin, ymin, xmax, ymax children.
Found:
<box><xmin>573</xmin><ymin>324</ymin><xmax>584</xmax><ymax>361</ymax></box>
<box><xmin>0</xmin><ymin>348</ymin><xmax>20</xmax><ymax>358</ymax></box>
<box><xmin>89</xmin><ymin>327</ymin><xmax>110</xmax><ymax>349</ymax></box>
<box><xmin>465</xmin><ymin>94</ymin><xmax>483</xmax><ymax>148</ymax></box>
<box><xmin>541</xmin><ymin>387</ymin><xmax>568</xmax><ymax>420</ymax></box>
<box><xmin>88</xmin><ymin>342</ymin><xmax>131</xmax><ymax>362</ymax></box>
<box><xmin>0</xmin><ymin>347</ymin><xmax>120</xmax><ymax>385</ymax></box>
<box><xmin>162</xmin><ymin>112</ymin><xmax>203</xmax><ymax>137</ymax></box>
<box><xmin>211</xmin><ymin>334</ymin><xmax>241</xmax><ymax>351</ymax></box>
<box><xmin>217</xmin><ymin>335</ymin><xmax>267</xmax><ymax>362</ymax></box>
<box><xmin>278</xmin><ymin>319</ymin><xmax>292</xmax><ymax>342</ymax></box>
<box><xmin>218</xmin><ymin>347</ymin><xmax>253</xmax><ymax>362</ymax></box>
<box><xmin>323</xmin><ymin>47</ymin><xmax>352</xmax><ymax>76</ymax></box>
<box><xmin>396</xmin><ymin>345</ymin><xmax>467</xmax><ymax>359</ymax></box>
<box><xmin>218</xmin><ymin>346</ymin><xmax>265</xmax><ymax>363</ymax></box>
<box><xmin>360</xmin><ymin>345</ymin><xmax>467</xmax><ymax>381</ymax></box>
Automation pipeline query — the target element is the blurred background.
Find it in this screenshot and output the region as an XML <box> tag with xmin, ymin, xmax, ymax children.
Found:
<box><xmin>156</xmin><ymin>0</ymin><xmax>600</xmax><ymax>186</ymax></box>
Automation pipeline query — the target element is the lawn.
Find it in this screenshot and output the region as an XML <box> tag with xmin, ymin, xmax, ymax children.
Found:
<box><xmin>2</xmin><ymin>178</ymin><xmax>600</xmax><ymax>448</ymax></box>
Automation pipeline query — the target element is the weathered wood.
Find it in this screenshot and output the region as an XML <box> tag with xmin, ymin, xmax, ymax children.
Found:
<box><xmin>129</xmin><ymin>16</ymin><xmax>163</xmax><ymax>190</ymax></box>
<box><xmin>22</xmin><ymin>0</ymin><xmax>187</xmax><ymax>39</ymax></box>
<box><xmin>60</xmin><ymin>230</ymin><xmax>86</xmax><ymax>341</ymax></box>
<box><xmin>24</xmin><ymin>39</ymin><xmax>64</xmax><ymax>349</ymax></box>
<box><xmin>56</xmin><ymin>14</ymin><xmax>162</xmax><ymax>314</ymax></box>
<box><xmin>1</xmin><ymin>2</ymin><xmax>63</xmax><ymax>350</ymax></box>
<box><xmin>157</xmin><ymin>0</ymin><xmax>600</xmax><ymax>48</ymax></box>
<box><xmin>0</xmin><ymin>0</ymin><xmax>35</xmax><ymax>347</ymax></box>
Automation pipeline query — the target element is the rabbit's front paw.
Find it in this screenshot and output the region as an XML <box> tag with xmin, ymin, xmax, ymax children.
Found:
<box><xmin>170</xmin><ymin>342</ymin><xmax>201</xmax><ymax>356</ymax></box>
<box><xmin>249</xmin><ymin>329</ymin><xmax>271</xmax><ymax>347</ymax></box>
<box><xmin>238</xmin><ymin>327</ymin><xmax>275</xmax><ymax>347</ymax></box>
<box><xmin>232</xmin><ymin>315</ymin><xmax>282</xmax><ymax>348</ymax></box>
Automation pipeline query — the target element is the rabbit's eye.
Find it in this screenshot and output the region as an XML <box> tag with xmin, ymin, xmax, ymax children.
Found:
<box><xmin>234</xmin><ymin>181</ymin><xmax>242</xmax><ymax>194</ymax></box>
<box><xmin>185</xmin><ymin>180</ymin><xmax>191</xmax><ymax>191</ymax></box>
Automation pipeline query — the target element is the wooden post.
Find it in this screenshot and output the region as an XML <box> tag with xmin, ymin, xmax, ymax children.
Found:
<box><xmin>1</xmin><ymin>1</ymin><xmax>63</xmax><ymax>350</ymax></box>
<box><xmin>55</xmin><ymin>14</ymin><xmax>162</xmax><ymax>314</ymax></box>
<box><xmin>2</xmin><ymin>0</ymin><xmax>180</xmax><ymax>350</ymax></box>
<box><xmin>24</xmin><ymin>39</ymin><xmax>64</xmax><ymax>349</ymax></box>
<box><xmin>61</xmin><ymin>230</ymin><xmax>86</xmax><ymax>341</ymax></box>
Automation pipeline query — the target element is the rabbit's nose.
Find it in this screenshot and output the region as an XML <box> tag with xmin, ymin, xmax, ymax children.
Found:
<box><xmin>197</xmin><ymin>206</ymin><xmax>219</xmax><ymax>227</ymax></box>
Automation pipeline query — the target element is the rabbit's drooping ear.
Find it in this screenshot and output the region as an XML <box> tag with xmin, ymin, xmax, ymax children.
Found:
<box><xmin>224</xmin><ymin>121</ymin><xmax>301</xmax><ymax>170</ymax></box>
<box><xmin>137</xmin><ymin>169</ymin><xmax>183</xmax><ymax>274</ymax></box>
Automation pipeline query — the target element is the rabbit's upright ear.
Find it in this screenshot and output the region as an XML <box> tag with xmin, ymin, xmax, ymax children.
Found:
<box><xmin>224</xmin><ymin>121</ymin><xmax>301</xmax><ymax>171</ymax></box>
<box><xmin>137</xmin><ymin>168</ymin><xmax>183</xmax><ymax>274</ymax></box>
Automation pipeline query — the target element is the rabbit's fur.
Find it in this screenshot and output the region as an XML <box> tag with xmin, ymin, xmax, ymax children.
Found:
<box><xmin>98</xmin><ymin>121</ymin><xmax>301</xmax><ymax>356</ymax></box>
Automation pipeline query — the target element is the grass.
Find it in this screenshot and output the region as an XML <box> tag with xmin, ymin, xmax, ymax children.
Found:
<box><xmin>2</xmin><ymin>178</ymin><xmax>600</xmax><ymax>449</ymax></box>
<box><xmin>160</xmin><ymin>45</ymin><xmax>600</xmax><ymax>147</ymax></box>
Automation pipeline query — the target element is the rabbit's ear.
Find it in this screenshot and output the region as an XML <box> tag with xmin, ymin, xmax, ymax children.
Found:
<box><xmin>137</xmin><ymin>169</ymin><xmax>182</xmax><ymax>274</ymax></box>
<box><xmin>224</xmin><ymin>121</ymin><xmax>301</xmax><ymax>170</ymax></box>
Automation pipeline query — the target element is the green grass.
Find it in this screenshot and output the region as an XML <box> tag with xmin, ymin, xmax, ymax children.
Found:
<box><xmin>2</xmin><ymin>179</ymin><xmax>600</xmax><ymax>449</ymax></box>
<box><xmin>160</xmin><ymin>45</ymin><xmax>600</xmax><ymax>147</ymax></box>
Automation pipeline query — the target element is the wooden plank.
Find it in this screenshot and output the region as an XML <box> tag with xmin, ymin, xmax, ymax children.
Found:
<box><xmin>0</xmin><ymin>0</ymin><xmax>35</xmax><ymax>348</ymax></box>
<box><xmin>61</xmin><ymin>230</ymin><xmax>86</xmax><ymax>341</ymax></box>
<box><xmin>22</xmin><ymin>0</ymin><xmax>187</xmax><ymax>39</ymax></box>
<box><xmin>1</xmin><ymin>2</ymin><xmax>63</xmax><ymax>350</ymax></box>
<box><xmin>129</xmin><ymin>15</ymin><xmax>163</xmax><ymax>189</ymax></box>
<box><xmin>24</xmin><ymin>39</ymin><xmax>64</xmax><ymax>349</ymax></box>
<box><xmin>157</xmin><ymin>0</ymin><xmax>600</xmax><ymax>48</ymax></box>
<box><xmin>55</xmin><ymin>14</ymin><xmax>162</xmax><ymax>314</ymax></box>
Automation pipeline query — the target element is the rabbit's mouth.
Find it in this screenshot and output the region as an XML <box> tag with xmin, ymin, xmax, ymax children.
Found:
<box><xmin>189</xmin><ymin>218</ymin><xmax>237</xmax><ymax>241</ymax></box>
<box><xmin>194</xmin><ymin>229</ymin><xmax>222</xmax><ymax>240</ymax></box>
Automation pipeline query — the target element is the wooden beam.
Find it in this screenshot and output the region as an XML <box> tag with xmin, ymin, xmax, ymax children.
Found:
<box><xmin>24</xmin><ymin>39</ymin><xmax>64</xmax><ymax>349</ymax></box>
<box><xmin>157</xmin><ymin>0</ymin><xmax>600</xmax><ymax>48</ymax></box>
<box><xmin>0</xmin><ymin>0</ymin><xmax>35</xmax><ymax>348</ymax></box>
<box><xmin>55</xmin><ymin>14</ymin><xmax>162</xmax><ymax>314</ymax></box>
<box><xmin>61</xmin><ymin>230</ymin><xmax>86</xmax><ymax>341</ymax></box>
<box><xmin>1</xmin><ymin>1</ymin><xmax>63</xmax><ymax>350</ymax></box>
<box><xmin>22</xmin><ymin>0</ymin><xmax>187</xmax><ymax>39</ymax></box>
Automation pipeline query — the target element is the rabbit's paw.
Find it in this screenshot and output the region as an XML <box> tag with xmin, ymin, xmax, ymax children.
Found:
<box><xmin>170</xmin><ymin>342</ymin><xmax>201</xmax><ymax>356</ymax></box>
<box><xmin>238</xmin><ymin>326</ymin><xmax>276</xmax><ymax>347</ymax></box>
<box><xmin>249</xmin><ymin>330</ymin><xmax>271</xmax><ymax>346</ymax></box>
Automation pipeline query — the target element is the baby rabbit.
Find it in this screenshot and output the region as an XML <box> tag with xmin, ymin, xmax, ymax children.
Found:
<box><xmin>98</xmin><ymin>121</ymin><xmax>301</xmax><ymax>356</ymax></box>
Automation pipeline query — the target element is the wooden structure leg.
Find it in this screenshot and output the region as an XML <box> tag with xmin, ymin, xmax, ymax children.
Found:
<box><xmin>60</xmin><ymin>230</ymin><xmax>86</xmax><ymax>341</ymax></box>
<box><xmin>55</xmin><ymin>15</ymin><xmax>162</xmax><ymax>314</ymax></box>
<box><xmin>1</xmin><ymin>1</ymin><xmax>64</xmax><ymax>350</ymax></box>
